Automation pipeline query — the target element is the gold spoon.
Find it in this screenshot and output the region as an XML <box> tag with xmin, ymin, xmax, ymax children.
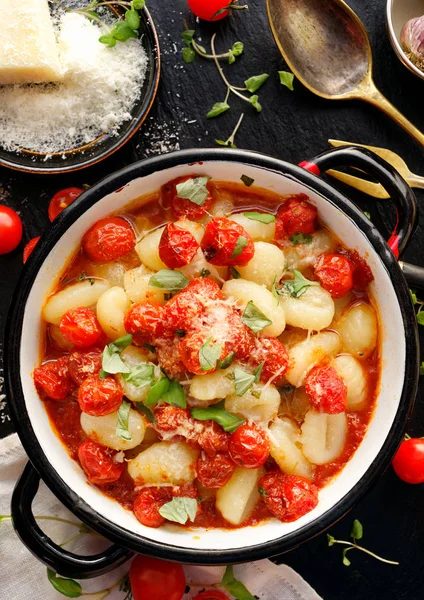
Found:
<box><xmin>266</xmin><ymin>0</ymin><xmax>424</xmax><ymax>147</ymax></box>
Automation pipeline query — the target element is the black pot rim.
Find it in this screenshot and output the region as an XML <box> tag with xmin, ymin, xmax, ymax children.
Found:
<box><xmin>5</xmin><ymin>148</ymin><xmax>419</xmax><ymax>564</ymax></box>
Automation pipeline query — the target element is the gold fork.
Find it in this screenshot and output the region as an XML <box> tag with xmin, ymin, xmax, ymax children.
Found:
<box><xmin>326</xmin><ymin>139</ymin><xmax>424</xmax><ymax>198</ymax></box>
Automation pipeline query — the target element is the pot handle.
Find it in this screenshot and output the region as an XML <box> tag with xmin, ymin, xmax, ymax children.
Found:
<box><xmin>299</xmin><ymin>145</ymin><xmax>418</xmax><ymax>258</ymax></box>
<box><xmin>11</xmin><ymin>462</ymin><xmax>132</xmax><ymax>579</ymax></box>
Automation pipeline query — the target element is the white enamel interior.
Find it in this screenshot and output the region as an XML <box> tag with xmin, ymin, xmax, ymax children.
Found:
<box><xmin>19</xmin><ymin>161</ymin><xmax>405</xmax><ymax>551</ymax></box>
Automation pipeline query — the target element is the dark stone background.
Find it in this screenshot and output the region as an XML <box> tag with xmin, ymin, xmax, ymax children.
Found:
<box><xmin>1</xmin><ymin>0</ymin><xmax>423</xmax><ymax>597</ymax></box>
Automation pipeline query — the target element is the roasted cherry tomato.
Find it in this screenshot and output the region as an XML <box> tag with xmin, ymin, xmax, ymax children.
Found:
<box><xmin>305</xmin><ymin>364</ymin><xmax>347</xmax><ymax>414</ymax></box>
<box><xmin>0</xmin><ymin>205</ymin><xmax>23</xmax><ymax>255</ymax></box>
<box><xmin>392</xmin><ymin>437</ymin><xmax>424</xmax><ymax>484</ymax></box>
<box><xmin>78</xmin><ymin>375</ymin><xmax>123</xmax><ymax>416</ymax></box>
<box><xmin>259</xmin><ymin>472</ymin><xmax>319</xmax><ymax>522</ymax></box>
<box><xmin>124</xmin><ymin>302</ymin><xmax>164</xmax><ymax>345</ymax></box>
<box><xmin>154</xmin><ymin>406</ymin><xmax>199</xmax><ymax>439</ymax></box>
<box><xmin>188</xmin><ymin>0</ymin><xmax>236</xmax><ymax>21</ymax></box>
<box><xmin>198</xmin><ymin>421</ymin><xmax>230</xmax><ymax>456</ymax></box>
<box><xmin>48</xmin><ymin>187</ymin><xmax>83</xmax><ymax>221</ymax></box>
<box><xmin>133</xmin><ymin>488</ymin><xmax>173</xmax><ymax>528</ymax></box>
<box><xmin>194</xmin><ymin>592</ymin><xmax>229</xmax><ymax>600</ymax></box>
<box><xmin>229</xmin><ymin>423</ymin><xmax>270</xmax><ymax>469</ymax></box>
<box><xmin>23</xmin><ymin>236</ymin><xmax>41</xmax><ymax>263</ymax></box>
<box><xmin>155</xmin><ymin>337</ymin><xmax>188</xmax><ymax>380</ymax></box>
<box><xmin>159</xmin><ymin>223</ymin><xmax>199</xmax><ymax>269</ymax></box>
<box><xmin>220</xmin><ymin>306</ymin><xmax>256</xmax><ymax>360</ymax></box>
<box><xmin>252</xmin><ymin>337</ymin><xmax>289</xmax><ymax>382</ymax></box>
<box><xmin>340</xmin><ymin>248</ymin><xmax>374</xmax><ymax>291</ymax></box>
<box><xmin>33</xmin><ymin>357</ymin><xmax>73</xmax><ymax>401</ymax></box>
<box><xmin>82</xmin><ymin>217</ymin><xmax>136</xmax><ymax>262</ymax></box>
<box><xmin>68</xmin><ymin>348</ymin><xmax>103</xmax><ymax>385</ymax></box>
<box><xmin>129</xmin><ymin>555</ymin><xmax>186</xmax><ymax>600</ymax></box>
<box><xmin>164</xmin><ymin>277</ymin><xmax>222</xmax><ymax>334</ymax></box>
<box><xmin>59</xmin><ymin>307</ymin><xmax>103</xmax><ymax>348</ymax></box>
<box><xmin>77</xmin><ymin>439</ymin><xmax>124</xmax><ymax>485</ymax></box>
<box><xmin>314</xmin><ymin>253</ymin><xmax>354</xmax><ymax>298</ymax></box>
<box><xmin>179</xmin><ymin>330</ymin><xmax>228</xmax><ymax>375</ymax></box>
<box><xmin>197</xmin><ymin>452</ymin><xmax>235</xmax><ymax>488</ymax></box>
<box><xmin>201</xmin><ymin>217</ymin><xmax>254</xmax><ymax>267</ymax></box>
<box><xmin>162</xmin><ymin>175</ymin><xmax>214</xmax><ymax>220</ymax></box>
<box><xmin>275</xmin><ymin>194</ymin><xmax>317</xmax><ymax>238</ymax></box>
<box><xmin>172</xmin><ymin>482</ymin><xmax>199</xmax><ymax>499</ymax></box>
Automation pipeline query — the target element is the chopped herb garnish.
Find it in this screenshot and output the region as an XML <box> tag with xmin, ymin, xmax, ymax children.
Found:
<box><xmin>279</xmin><ymin>70</ymin><xmax>295</xmax><ymax>91</ymax></box>
<box><xmin>191</xmin><ymin>400</ymin><xmax>245</xmax><ymax>432</ymax></box>
<box><xmin>289</xmin><ymin>232</ymin><xmax>313</xmax><ymax>245</ymax></box>
<box><xmin>221</xmin><ymin>566</ymin><xmax>255</xmax><ymax>600</ymax></box>
<box><xmin>241</xmin><ymin>301</ymin><xmax>272</xmax><ymax>333</ymax></box>
<box><xmin>244</xmin><ymin>73</ymin><xmax>269</xmax><ymax>93</ymax></box>
<box><xmin>162</xmin><ymin>380</ymin><xmax>187</xmax><ymax>409</ymax></box>
<box><xmin>158</xmin><ymin>497</ymin><xmax>198</xmax><ymax>525</ymax></box>
<box><xmin>234</xmin><ymin>366</ymin><xmax>256</xmax><ymax>396</ymax></box>
<box><xmin>240</xmin><ymin>174</ymin><xmax>255</xmax><ymax>187</ymax></box>
<box><xmin>176</xmin><ymin>176</ymin><xmax>211</xmax><ymax>206</ymax></box>
<box><xmin>253</xmin><ymin>361</ymin><xmax>265</xmax><ymax>382</ymax></box>
<box><xmin>207</xmin><ymin>101</ymin><xmax>230</xmax><ymax>119</ymax></box>
<box><xmin>149</xmin><ymin>269</ymin><xmax>189</xmax><ymax>291</ymax></box>
<box><xmin>231</xmin><ymin>235</ymin><xmax>248</xmax><ymax>258</ymax></box>
<box><xmin>100</xmin><ymin>334</ymin><xmax>133</xmax><ymax>378</ymax></box>
<box><xmin>280</xmin><ymin>270</ymin><xmax>320</xmax><ymax>298</ymax></box>
<box><xmin>231</xmin><ymin>266</ymin><xmax>241</xmax><ymax>279</ymax></box>
<box><xmin>145</xmin><ymin>377</ymin><xmax>170</xmax><ymax>405</ymax></box>
<box><xmin>135</xmin><ymin>402</ymin><xmax>156</xmax><ymax>424</ymax></box>
<box><xmin>217</xmin><ymin>352</ymin><xmax>237</xmax><ymax>369</ymax></box>
<box><xmin>122</xmin><ymin>363</ymin><xmax>155</xmax><ymax>387</ymax></box>
<box><xmin>200</xmin><ymin>268</ymin><xmax>211</xmax><ymax>278</ymax></box>
<box><xmin>243</xmin><ymin>211</ymin><xmax>275</xmax><ymax>224</ymax></box>
<box><xmin>199</xmin><ymin>337</ymin><xmax>223</xmax><ymax>372</ymax></box>
<box><xmin>116</xmin><ymin>400</ymin><xmax>132</xmax><ymax>441</ymax></box>
<box><xmin>175</xmin><ymin>329</ymin><xmax>186</xmax><ymax>338</ymax></box>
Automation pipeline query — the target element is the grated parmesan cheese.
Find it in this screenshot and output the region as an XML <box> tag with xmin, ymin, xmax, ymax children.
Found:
<box><xmin>0</xmin><ymin>12</ymin><xmax>148</xmax><ymax>154</ymax></box>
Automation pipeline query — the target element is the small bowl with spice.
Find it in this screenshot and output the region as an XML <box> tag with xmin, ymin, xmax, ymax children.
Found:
<box><xmin>386</xmin><ymin>0</ymin><xmax>424</xmax><ymax>81</ymax></box>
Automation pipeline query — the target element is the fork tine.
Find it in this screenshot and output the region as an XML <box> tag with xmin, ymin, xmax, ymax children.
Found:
<box><xmin>327</xmin><ymin>169</ymin><xmax>389</xmax><ymax>199</ymax></box>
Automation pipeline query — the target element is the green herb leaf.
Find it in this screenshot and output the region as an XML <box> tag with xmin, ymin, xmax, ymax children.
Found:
<box><xmin>199</xmin><ymin>337</ymin><xmax>223</xmax><ymax>372</ymax></box>
<box><xmin>281</xmin><ymin>270</ymin><xmax>320</xmax><ymax>298</ymax></box>
<box><xmin>342</xmin><ymin>548</ymin><xmax>352</xmax><ymax>567</ymax></box>
<box><xmin>200</xmin><ymin>268</ymin><xmax>211</xmax><ymax>278</ymax></box>
<box><xmin>258</xmin><ymin>485</ymin><xmax>267</xmax><ymax>498</ymax></box>
<box><xmin>240</xmin><ymin>174</ymin><xmax>254</xmax><ymax>187</ymax></box>
<box><xmin>149</xmin><ymin>269</ymin><xmax>189</xmax><ymax>291</ymax></box>
<box><xmin>132</xmin><ymin>0</ymin><xmax>145</xmax><ymax>8</ymax></box>
<box><xmin>135</xmin><ymin>401</ymin><xmax>156</xmax><ymax>423</ymax></box>
<box><xmin>176</xmin><ymin>176</ymin><xmax>211</xmax><ymax>206</ymax></box>
<box><xmin>99</xmin><ymin>34</ymin><xmax>116</xmax><ymax>47</ymax></box>
<box><xmin>122</xmin><ymin>363</ymin><xmax>155</xmax><ymax>387</ymax></box>
<box><xmin>234</xmin><ymin>366</ymin><xmax>256</xmax><ymax>396</ymax></box>
<box><xmin>410</xmin><ymin>289</ymin><xmax>418</xmax><ymax>305</ymax></box>
<box><xmin>232</xmin><ymin>41</ymin><xmax>244</xmax><ymax>56</ymax></box>
<box><xmin>191</xmin><ymin>400</ymin><xmax>245</xmax><ymax>432</ymax></box>
<box><xmin>228</xmin><ymin>51</ymin><xmax>236</xmax><ymax>64</ymax></box>
<box><xmin>244</xmin><ymin>73</ymin><xmax>269</xmax><ymax>93</ymax></box>
<box><xmin>158</xmin><ymin>497</ymin><xmax>198</xmax><ymax>524</ymax></box>
<box><xmin>363</xmin><ymin>211</ymin><xmax>371</xmax><ymax>220</ymax></box>
<box><xmin>243</xmin><ymin>211</ymin><xmax>275</xmax><ymax>224</ymax></box>
<box><xmin>182</xmin><ymin>46</ymin><xmax>196</xmax><ymax>63</ymax></box>
<box><xmin>143</xmin><ymin>343</ymin><xmax>156</xmax><ymax>353</ymax></box>
<box><xmin>350</xmin><ymin>519</ymin><xmax>363</xmax><ymax>541</ymax></box>
<box><xmin>420</xmin><ymin>362</ymin><xmax>424</xmax><ymax>376</ymax></box>
<box><xmin>116</xmin><ymin>400</ymin><xmax>132</xmax><ymax>441</ymax></box>
<box><xmin>327</xmin><ymin>534</ymin><xmax>335</xmax><ymax>546</ymax></box>
<box><xmin>47</xmin><ymin>569</ymin><xmax>82</xmax><ymax>598</ymax></box>
<box><xmin>125</xmin><ymin>8</ymin><xmax>140</xmax><ymax>30</ymax></box>
<box><xmin>249</xmin><ymin>94</ymin><xmax>262</xmax><ymax>112</ymax></box>
<box><xmin>181</xmin><ymin>29</ymin><xmax>195</xmax><ymax>46</ymax></box>
<box><xmin>417</xmin><ymin>311</ymin><xmax>424</xmax><ymax>326</ymax></box>
<box><xmin>231</xmin><ymin>266</ymin><xmax>241</xmax><ymax>279</ymax></box>
<box><xmin>217</xmin><ymin>352</ymin><xmax>236</xmax><ymax>369</ymax></box>
<box><xmin>162</xmin><ymin>380</ymin><xmax>187</xmax><ymax>408</ymax></box>
<box><xmin>216</xmin><ymin>139</ymin><xmax>236</xmax><ymax>148</ymax></box>
<box><xmin>231</xmin><ymin>235</ymin><xmax>248</xmax><ymax>258</ymax></box>
<box><xmin>111</xmin><ymin>21</ymin><xmax>138</xmax><ymax>42</ymax></box>
<box><xmin>279</xmin><ymin>70</ymin><xmax>295</xmax><ymax>91</ymax></box>
<box><xmin>207</xmin><ymin>101</ymin><xmax>230</xmax><ymax>119</ymax></box>
<box><xmin>289</xmin><ymin>232</ymin><xmax>313</xmax><ymax>245</ymax></box>
<box><xmin>101</xmin><ymin>335</ymin><xmax>133</xmax><ymax>376</ymax></box>
<box><xmin>113</xmin><ymin>334</ymin><xmax>133</xmax><ymax>352</ymax></box>
<box><xmin>221</xmin><ymin>566</ymin><xmax>255</xmax><ymax>600</ymax></box>
<box><xmin>145</xmin><ymin>377</ymin><xmax>170</xmax><ymax>405</ymax></box>
<box><xmin>241</xmin><ymin>301</ymin><xmax>272</xmax><ymax>333</ymax></box>
<box><xmin>253</xmin><ymin>361</ymin><xmax>264</xmax><ymax>383</ymax></box>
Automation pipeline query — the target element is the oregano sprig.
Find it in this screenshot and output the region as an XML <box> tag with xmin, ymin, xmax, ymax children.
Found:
<box><xmin>74</xmin><ymin>1</ymin><xmax>146</xmax><ymax>47</ymax></box>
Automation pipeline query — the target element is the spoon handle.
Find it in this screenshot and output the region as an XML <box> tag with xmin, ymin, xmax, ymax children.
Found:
<box><xmin>408</xmin><ymin>174</ymin><xmax>424</xmax><ymax>190</ymax></box>
<box><xmin>363</xmin><ymin>84</ymin><xmax>424</xmax><ymax>147</ymax></box>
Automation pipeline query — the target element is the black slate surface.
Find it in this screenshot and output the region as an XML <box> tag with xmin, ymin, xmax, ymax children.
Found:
<box><xmin>1</xmin><ymin>0</ymin><xmax>424</xmax><ymax>597</ymax></box>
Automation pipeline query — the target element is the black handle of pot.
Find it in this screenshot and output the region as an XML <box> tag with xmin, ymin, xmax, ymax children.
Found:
<box><xmin>300</xmin><ymin>146</ymin><xmax>418</xmax><ymax>258</ymax></box>
<box><xmin>11</xmin><ymin>462</ymin><xmax>132</xmax><ymax>579</ymax></box>
<box><xmin>399</xmin><ymin>261</ymin><xmax>424</xmax><ymax>289</ymax></box>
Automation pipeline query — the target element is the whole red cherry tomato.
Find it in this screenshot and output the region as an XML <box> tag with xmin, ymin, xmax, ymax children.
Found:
<box><xmin>197</xmin><ymin>452</ymin><xmax>235</xmax><ymax>488</ymax></box>
<box><xmin>133</xmin><ymin>487</ymin><xmax>173</xmax><ymax>528</ymax></box>
<box><xmin>78</xmin><ymin>375</ymin><xmax>123</xmax><ymax>416</ymax></box>
<box><xmin>229</xmin><ymin>423</ymin><xmax>270</xmax><ymax>469</ymax></box>
<box><xmin>259</xmin><ymin>472</ymin><xmax>319</xmax><ymax>522</ymax></box>
<box><xmin>194</xmin><ymin>592</ymin><xmax>229</xmax><ymax>600</ymax></box>
<box><xmin>392</xmin><ymin>437</ymin><xmax>424</xmax><ymax>484</ymax></box>
<box><xmin>339</xmin><ymin>248</ymin><xmax>374</xmax><ymax>291</ymax></box>
<box><xmin>252</xmin><ymin>337</ymin><xmax>289</xmax><ymax>382</ymax></box>
<box><xmin>0</xmin><ymin>205</ymin><xmax>23</xmax><ymax>255</ymax></box>
<box><xmin>82</xmin><ymin>217</ymin><xmax>136</xmax><ymax>262</ymax></box>
<box><xmin>68</xmin><ymin>348</ymin><xmax>103</xmax><ymax>385</ymax></box>
<box><xmin>188</xmin><ymin>0</ymin><xmax>240</xmax><ymax>21</ymax></box>
<box><xmin>159</xmin><ymin>223</ymin><xmax>199</xmax><ymax>268</ymax></box>
<box><xmin>154</xmin><ymin>405</ymin><xmax>198</xmax><ymax>437</ymax></box>
<box><xmin>78</xmin><ymin>439</ymin><xmax>124</xmax><ymax>485</ymax></box>
<box><xmin>179</xmin><ymin>330</ymin><xmax>228</xmax><ymax>375</ymax></box>
<box><xmin>129</xmin><ymin>555</ymin><xmax>186</xmax><ymax>600</ymax></box>
<box><xmin>162</xmin><ymin>175</ymin><xmax>214</xmax><ymax>220</ymax></box>
<box><xmin>59</xmin><ymin>307</ymin><xmax>103</xmax><ymax>348</ymax></box>
<box><xmin>275</xmin><ymin>194</ymin><xmax>317</xmax><ymax>238</ymax></box>
<box><xmin>33</xmin><ymin>356</ymin><xmax>73</xmax><ymax>401</ymax></box>
<box><xmin>124</xmin><ymin>302</ymin><xmax>164</xmax><ymax>345</ymax></box>
<box><xmin>23</xmin><ymin>236</ymin><xmax>41</xmax><ymax>263</ymax></box>
<box><xmin>305</xmin><ymin>364</ymin><xmax>347</xmax><ymax>414</ymax></box>
<box><xmin>314</xmin><ymin>253</ymin><xmax>354</xmax><ymax>298</ymax></box>
<box><xmin>48</xmin><ymin>187</ymin><xmax>83</xmax><ymax>221</ymax></box>
<box><xmin>198</xmin><ymin>421</ymin><xmax>230</xmax><ymax>456</ymax></box>
<box><xmin>201</xmin><ymin>217</ymin><xmax>254</xmax><ymax>266</ymax></box>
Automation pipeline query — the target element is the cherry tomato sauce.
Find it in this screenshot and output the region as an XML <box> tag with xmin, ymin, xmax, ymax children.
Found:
<box><xmin>39</xmin><ymin>180</ymin><xmax>380</xmax><ymax>530</ymax></box>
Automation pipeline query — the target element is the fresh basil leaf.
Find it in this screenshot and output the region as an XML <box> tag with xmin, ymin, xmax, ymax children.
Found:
<box><xmin>350</xmin><ymin>519</ymin><xmax>363</xmax><ymax>541</ymax></box>
<box><xmin>228</xmin><ymin>51</ymin><xmax>236</xmax><ymax>64</ymax></box>
<box><xmin>232</xmin><ymin>41</ymin><xmax>244</xmax><ymax>56</ymax></box>
<box><xmin>217</xmin><ymin>352</ymin><xmax>236</xmax><ymax>369</ymax></box>
<box><xmin>249</xmin><ymin>94</ymin><xmax>262</xmax><ymax>112</ymax></box>
<box><xmin>240</xmin><ymin>174</ymin><xmax>254</xmax><ymax>187</ymax></box>
<box><xmin>231</xmin><ymin>236</ymin><xmax>248</xmax><ymax>259</ymax></box>
<box><xmin>143</xmin><ymin>343</ymin><xmax>156</xmax><ymax>353</ymax></box>
<box><xmin>181</xmin><ymin>29</ymin><xmax>195</xmax><ymax>46</ymax></box>
<box><xmin>176</xmin><ymin>176</ymin><xmax>211</xmax><ymax>206</ymax></box>
<box><xmin>162</xmin><ymin>380</ymin><xmax>187</xmax><ymax>408</ymax></box>
<box><xmin>135</xmin><ymin>402</ymin><xmax>156</xmax><ymax>424</ymax></box>
<box><xmin>279</xmin><ymin>70</ymin><xmax>295</xmax><ymax>91</ymax></box>
<box><xmin>112</xmin><ymin>334</ymin><xmax>133</xmax><ymax>352</ymax></box>
<box><xmin>112</xmin><ymin>21</ymin><xmax>138</xmax><ymax>41</ymax></box>
<box><xmin>289</xmin><ymin>232</ymin><xmax>313</xmax><ymax>245</ymax></box>
<box><xmin>191</xmin><ymin>400</ymin><xmax>245</xmax><ymax>432</ymax></box>
<box><xmin>199</xmin><ymin>337</ymin><xmax>222</xmax><ymax>372</ymax></box>
<box><xmin>231</xmin><ymin>266</ymin><xmax>241</xmax><ymax>279</ymax></box>
<box><xmin>417</xmin><ymin>311</ymin><xmax>424</xmax><ymax>326</ymax></box>
<box><xmin>145</xmin><ymin>377</ymin><xmax>170</xmax><ymax>405</ymax></box>
<box><xmin>280</xmin><ymin>270</ymin><xmax>320</xmax><ymax>298</ymax></box>
<box><xmin>116</xmin><ymin>400</ymin><xmax>132</xmax><ymax>441</ymax></box>
<box><xmin>244</xmin><ymin>73</ymin><xmax>269</xmax><ymax>93</ymax></box>
<box><xmin>182</xmin><ymin>47</ymin><xmax>196</xmax><ymax>63</ymax></box>
<box><xmin>327</xmin><ymin>534</ymin><xmax>335</xmax><ymax>546</ymax></box>
<box><xmin>420</xmin><ymin>362</ymin><xmax>424</xmax><ymax>376</ymax></box>
<box><xmin>207</xmin><ymin>101</ymin><xmax>230</xmax><ymax>119</ymax></box>
<box><xmin>99</xmin><ymin>34</ymin><xmax>116</xmax><ymax>47</ymax></box>
<box><xmin>221</xmin><ymin>565</ymin><xmax>255</xmax><ymax>600</ymax></box>
<box><xmin>253</xmin><ymin>361</ymin><xmax>264</xmax><ymax>383</ymax></box>
<box><xmin>132</xmin><ymin>0</ymin><xmax>145</xmax><ymax>8</ymax></box>
<box><xmin>122</xmin><ymin>363</ymin><xmax>155</xmax><ymax>386</ymax></box>
<box><xmin>125</xmin><ymin>8</ymin><xmax>140</xmax><ymax>30</ymax></box>
<box><xmin>234</xmin><ymin>366</ymin><xmax>256</xmax><ymax>396</ymax></box>
<box><xmin>243</xmin><ymin>211</ymin><xmax>275</xmax><ymax>224</ymax></box>
<box><xmin>241</xmin><ymin>301</ymin><xmax>272</xmax><ymax>333</ymax></box>
<box><xmin>47</xmin><ymin>569</ymin><xmax>82</xmax><ymax>598</ymax></box>
<box><xmin>158</xmin><ymin>497</ymin><xmax>198</xmax><ymax>524</ymax></box>
<box><xmin>101</xmin><ymin>336</ymin><xmax>133</xmax><ymax>376</ymax></box>
<box><xmin>200</xmin><ymin>268</ymin><xmax>211</xmax><ymax>278</ymax></box>
<box><xmin>149</xmin><ymin>269</ymin><xmax>189</xmax><ymax>291</ymax></box>
<box><xmin>342</xmin><ymin>548</ymin><xmax>352</xmax><ymax>567</ymax></box>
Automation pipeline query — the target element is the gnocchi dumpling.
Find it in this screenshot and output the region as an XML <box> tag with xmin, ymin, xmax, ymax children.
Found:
<box><xmin>300</xmin><ymin>409</ymin><xmax>347</xmax><ymax>465</ymax></box>
<box><xmin>189</xmin><ymin>367</ymin><xmax>235</xmax><ymax>402</ymax></box>
<box><xmin>222</xmin><ymin>278</ymin><xmax>286</xmax><ymax>337</ymax></box>
<box><xmin>178</xmin><ymin>249</ymin><xmax>228</xmax><ymax>283</ymax></box>
<box><xmin>127</xmin><ymin>441</ymin><xmax>199</xmax><ymax>485</ymax></box>
<box><xmin>286</xmin><ymin>331</ymin><xmax>341</xmax><ymax>387</ymax></box>
<box><xmin>230</xmin><ymin>213</ymin><xmax>276</xmax><ymax>241</ymax></box>
<box><xmin>216</xmin><ymin>466</ymin><xmax>264</xmax><ymax>526</ymax></box>
<box><xmin>279</xmin><ymin>285</ymin><xmax>335</xmax><ymax>331</ymax></box>
<box><xmin>225</xmin><ymin>383</ymin><xmax>280</xmax><ymax>424</ymax></box>
<box><xmin>135</xmin><ymin>226</ymin><xmax>167</xmax><ymax>271</ymax></box>
<box><xmin>283</xmin><ymin>229</ymin><xmax>337</xmax><ymax>271</ymax></box>
<box><xmin>268</xmin><ymin>417</ymin><xmax>313</xmax><ymax>478</ymax></box>
<box><xmin>174</xmin><ymin>218</ymin><xmax>204</xmax><ymax>244</ymax></box>
<box><xmin>335</xmin><ymin>302</ymin><xmax>377</xmax><ymax>359</ymax></box>
<box><xmin>43</xmin><ymin>280</ymin><xmax>110</xmax><ymax>325</ymax></box>
<box><xmin>96</xmin><ymin>286</ymin><xmax>130</xmax><ymax>340</ymax></box>
<box><xmin>333</xmin><ymin>354</ymin><xmax>367</xmax><ymax>410</ymax></box>
<box><xmin>117</xmin><ymin>347</ymin><xmax>159</xmax><ymax>404</ymax></box>
<box><xmin>237</xmin><ymin>242</ymin><xmax>286</xmax><ymax>289</ymax></box>
<box><xmin>124</xmin><ymin>265</ymin><xmax>167</xmax><ymax>305</ymax></box>
<box><xmin>88</xmin><ymin>262</ymin><xmax>126</xmax><ymax>287</ymax></box>
<box><xmin>80</xmin><ymin>409</ymin><xmax>145</xmax><ymax>451</ymax></box>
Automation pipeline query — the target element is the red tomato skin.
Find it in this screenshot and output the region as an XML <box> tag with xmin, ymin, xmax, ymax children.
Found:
<box><xmin>0</xmin><ymin>206</ymin><xmax>23</xmax><ymax>255</ymax></box>
<box><xmin>172</xmin><ymin>482</ymin><xmax>199</xmax><ymax>499</ymax></box>
<box><xmin>154</xmin><ymin>405</ymin><xmax>201</xmax><ymax>440</ymax></box>
<box><xmin>275</xmin><ymin>195</ymin><xmax>317</xmax><ymax>238</ymax></box>
<box><xmin>179</xmin><ymin>330</ymin><xmax>227</xmax><ymax>375</ymax></box>
<box><xmin>198</xmin><ymin>421</ymin><xmax>230</xmax><ymax>456</ymax></box>
<box><xmin>78</xmin><ymin>375</ymin><xmax>123</xmax><ymax>416</ymax></box>
<box><xmin>159</xmin><ymin>223</ymin><xmax>199</xmax><ymax>268</ymax></box>
<box><xmin>197</xmin><ymin>452</ymin><xmax>235</xmax><ymax>488</ymax></box>
<box><xmin>392</xmin><ymin>438</ymin><xmax>424</xmax><ymax>484</ymax></box>
<box><xmin>200</xmin><ymin>217</ymin><xmax>255</xmax><ymax>267</ymax></box>
<box><xmin>163</xmin><ymin>175</ymin><xmax>214</xmax><ymax>220</ymax></box>
<box><xmin>124</xmin><ymin>302</ymin><xmax>164</xmax><ymax>344</ymax></box>
<box><xmin>229</xmin><ymin>423</ymin><xmax>270</xmax><ymax>469</ymax></box>
<box><xmin>78</xmin><ymin>439</ymin><xmax>124</xmax><ymax>485</ymax></box>
<box><xmin>252</xmin><ymin>337</ymin><xmax>289</xmax><ymax>382</ymax></box>
<box><xmin>133</xmin><ymin>488</ymin><xmax>173</xmax><ymax>528</ymax></box>
<box><xmin>129</xmin><ymin>555</ymin><xmax>186</xmax><ymax>600</ymax></box>
<box><xmin>222</xmin><ymin>307</ymin><xmax>256</xmax><ymax>360</ymax></box>
<box><xmin>194</xmin><ymin>592</ymin><xmax>229</xmax><ymax>600</ymax></box>
<box><xmin>305</xmin><ymin>365</ymin><xmax>347</xmax><ymax>414</ymax></box>
<box><xmin>23</xmin><ymin>236</ymin><xmax>41</xmax><ymax>263</ymax></box>
<box><xmin>339</xmin><ymin>248</ymin><xmax>374</xmax><ymax>291</ymax></box>
<box><xmin>48</xmin><ymin>187</ymin><xmax>83</xmax><ymax>221</ymax></box>
<box><xmin>314</xmin><ymin>253</ymin><xmax>354</xmax><ymax>298</ymax></box>
<box><xmin>59</xmin><ymin>307</ymin><xmax>103</xmax><ymax>348</ymax></box>
<box><xmin>259</xmin><ymin>472</ymin><xmax>319</xmax><ymax>522</ymax></box>
<box><xmin>68</xmin><ymin>348</ymin><xmax>103</xmax><ymax>385</ymax></box>
<box><xmin>155</xmin><ymin>335</ymin><xmax>188</xmax><ymax>380</ymax></box>
<box><xmin>33</xmin><ymin>357</ymin><xmax>73</xmax><ymax>401</ymax></box>
<box><xmin>188</xmin><ymin>0</ymin><xmax>229</xmax><ymax>21</ymax></box>
<box><xmin>82</xmin><ymin>217</ymin><xmax>136</xmax><ymax>262</ymax></box>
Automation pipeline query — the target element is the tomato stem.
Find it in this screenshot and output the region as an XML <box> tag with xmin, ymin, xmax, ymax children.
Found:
<box><xmin>330</xmin><ymin>539</ymin><xmax>399</xmax><ymax>565</ymax></box>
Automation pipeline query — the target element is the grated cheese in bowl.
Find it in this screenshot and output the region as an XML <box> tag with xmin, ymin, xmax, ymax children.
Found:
<box><xmin>0</xmin><ymin>13</ymin><xmax>148</xmax><ymax>154</ymax></box>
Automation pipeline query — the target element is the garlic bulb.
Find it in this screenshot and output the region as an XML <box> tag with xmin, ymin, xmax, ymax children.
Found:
<box><xmin>400</xmin><ymin>16</ymin><xmax>424</xmax><ymax>69</ymax></box>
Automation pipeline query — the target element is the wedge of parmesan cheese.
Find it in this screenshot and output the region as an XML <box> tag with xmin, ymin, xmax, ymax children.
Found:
<box><xmin>0</xmin><ymin>0</ymin><xmax>63</xmax><ymax>85</ymax></box>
